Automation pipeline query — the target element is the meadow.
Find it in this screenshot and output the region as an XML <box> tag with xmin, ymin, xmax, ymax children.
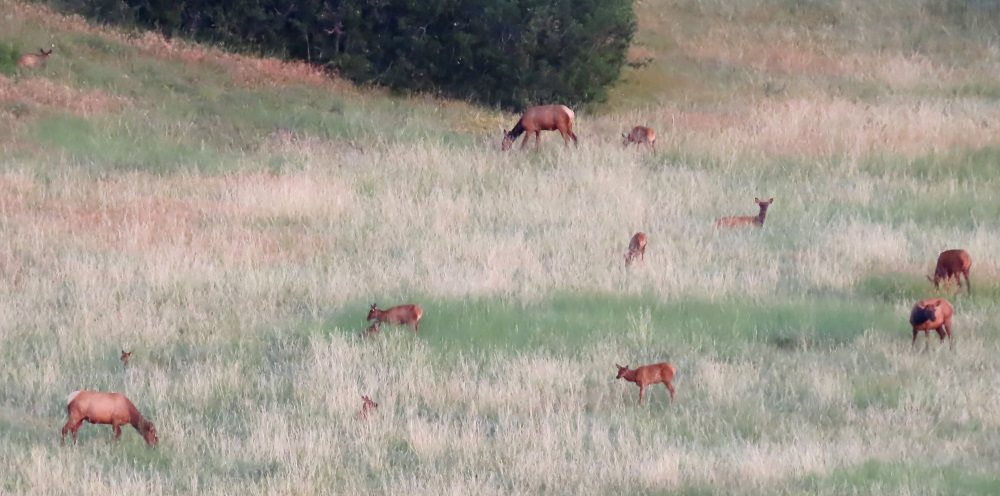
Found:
<box><xmin>2</xmin><ymin>0</ymin><xmax>1000</xmax><ymax>494</ymax></box>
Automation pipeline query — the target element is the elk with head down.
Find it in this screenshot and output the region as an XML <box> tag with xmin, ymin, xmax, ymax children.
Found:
<box><xmin>61</xmin><ymin>390</ymin><xmax>158</xmax><ymax>446</ymax></box>
<box><xmin>625</xmin><ymin>232</ymin><xmax>647</xmax><ymax>266</ymax></box>
<box><xmin>928</xmin><ymin>249</ymin><xmax>972</xmax><ymax>296</ymax></box>
<box><xmin>501</xmin><ymin>105</ymin><xmax>579</xmax><ymax>151</ymax></box>
<box><xmin>622</xmin><ymin>126</ymin><xmax>656</xmax><ymax>151</ymax></box>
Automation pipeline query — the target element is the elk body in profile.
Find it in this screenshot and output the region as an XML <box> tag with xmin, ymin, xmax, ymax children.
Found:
<box><xmin>367</xmin><ymin>303</ymin><xmax>423</xmax><ymax>334</ymax></box>
<box><xmin>358</xmin><ymin>395</ymin><xmax>378</xmax><ymax>420</ymax></box>
<box><xmin>615</xmin><ymin>362</ymin><xmax>676</xmax><ymax>404</ymax></box>
<box><xmin>61</xmin><ymin>390</ymin><xmax>158</xmax><ymax>446</ymax></box>
<box><xmin>716</xmin><ymin>197</ymin><xmax>773</xmax><ymax>227</ymax></box>
<box><xmin>625</xmin><ymin>232</ymin><xmax>647</xmax><ymax>266</ymax></box>
<box><xmin>16</xmin><ymin>47</ymin><xmax>53</xmax><ymax>69</ymax></box>
<box><xmin>909</xmin><ymin>298</ymin><xmax>954</xmax><ymax>349</ymax></box>
<box><xmin>502</xmin><ymin>105</ymin><xmax>578</xmax><ymax>151</ymax></box>
<box><xmin>928</xmin><ymin>249</ymin><xmax>972</xmax><ymax>296</ymax></box>
<box><xmin>622</xmin><ymin>126</ymin><xmax>656</xmax><ymax>151</ymax></box>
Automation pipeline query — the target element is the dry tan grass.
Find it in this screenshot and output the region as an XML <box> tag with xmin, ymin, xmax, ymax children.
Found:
<box><xmin>0</xmin><ymin>75</ymin><xmax>127</xmax><ymax>117</ymax></box>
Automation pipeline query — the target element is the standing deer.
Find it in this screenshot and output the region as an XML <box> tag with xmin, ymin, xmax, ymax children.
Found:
<box><xmin>367</xmin><ymin>303</ymin><xmax>423</xmax><ymax>333</ymax></box>
<box><xmin>928</xmin><ymin>249</ymin><xmax>972</xmax><ymax>296</ymax></box>
<box><xmin>61</xmin><ymin>390</ymin><xmax>158</xmax><ymax>446</ymax></box>
<box><xmin>909</xmin><ymin>298</ymin><xmax>954</xmax><ymax>350</ymax></box>
<box><xmin>625</xmin><ymin>232</ymin><xmax>647</xmax><ymax>266</ymax></box>
<box><xmin>622</xmin><ymin>126</ymin><xmax>656</xmax><ymax>151</ymax></box>
<box><xmin>16</xmin><ymin>47</ymin><xmax>53</xmax><ymax>69</ymax></box>
<box><xmin>615</xmin><ymin>362</ymin><xmax>676</xmax><ymax>404</ymax></box>
<box><xmin>502</xmin><ymin>105</ymin><xmax>579</xmax><ymax>150</ymax></box>
<box><xmin>358</xmin><ymin>395</ymin><xmax>378</xmax><ymax>420</ymax></box>
<box><xmin>716</xmin><ymin>197</ymin><xmax>773</xmax><ymax>227</ymax></box>
<box><xmin>120</xmin><ymin>350</ymin><xmax>133</xmax><ymax>371</ymax></box>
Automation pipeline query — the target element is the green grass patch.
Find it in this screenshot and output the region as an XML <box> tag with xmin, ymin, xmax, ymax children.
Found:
<box><xmin>0</xmin><ymin>41</ymin><xmax>21</xmax><ymax>75</ymax></box>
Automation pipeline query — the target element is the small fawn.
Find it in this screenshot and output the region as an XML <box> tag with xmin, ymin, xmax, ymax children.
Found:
<box><xmin>928</xmin><ymin>249</ymin><xmax>972</xmax><ymax>296</ymax></box>
<box><xmin>367</xmin><ymin>303</ymin><xmax>423</xmax><ymax>334</ymax></box>
<box><xmin>360</xmin><ymin>321</ymin><xmax>380</xmax><ymax>337</ymax></box>
<box><xmin>622</xmin><ymin>126</ymin><xmax>656</xmax><ymax>151</ymax></box>
<box><xmin>625</xmin><ymin>232</ymin><xmax>647</xmax><ymax>266</ymax></box>
<box><xmin>16</xmin><ymin>47</ymin><xmax>53</xmax><ymax>69</ymax></box>
<box><xmin>358</xmin><ymin>395</ymin><xmax>378</xmax><ymax>420</ymax></box>
<box><xmin>716</xmin><ymin>197</ymin><xmax>773</xmax><ymax>227</ymax></box>
<box><xmin>120</xmin><ymin>350</ymin><xmax>133</xmax><ymax>370</ymax></box>
<box><xmin>616</xmin><ymin>362</ymin><xmax>676</xmax><ymax>404</ymax></box>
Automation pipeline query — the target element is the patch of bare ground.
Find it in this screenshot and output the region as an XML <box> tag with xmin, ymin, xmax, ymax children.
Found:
<box><xmin>6</xmin><ymin>0</ymin><xmax>352</xmax><ymax>91</ymax></box>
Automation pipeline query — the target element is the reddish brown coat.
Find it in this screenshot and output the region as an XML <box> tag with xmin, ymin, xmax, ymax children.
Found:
<box><xmin>120</xmin><ymin>349</ymin><xmax>133</xmax><ymax>368</ymax></box>
<box><xmin>367</xmin><ymin>303</ymin><xmax>423</xmax><ymax>333</ymax></box>
<box><xmin>928</xmin><ymin>249</ymin><xmax>972</xmax><ymax>296</ymax></box>
<box><xmin>625</xmin><ymin>232</ymin><xmax>647</xmax><ymax>266</ymax></box>
<box><xmin>502</xmin><ymin>105</ymin><xmax>579</xmax><ymax>150</ymax></box>
<box><xmin>61</xmin><ymin>390</ymin><xmax>158</xmax><ymax>446</ymax></box>
<box><xmin>716</xmin><ymin>197</ymin><xmax>773</xmax><ymax>227</ymax></box>
<box><xmin>909</xmin><ymin>298</ymin><xmax>954</xmax><ymax>348</ymax></box>
<box><xmin>616</xmin><ymin>362</ymin><xmax>676</xmax><ymax>404</ymax></box>
<box><xmin>16</xmin><ymin>48</ymin><xmax>52</xmax><ymax>69</ymax></box>
<box><xmin>622</xmin><ymin>126</ymin><xmax>656</xmax><ymax>151</ymax></box>
<box><xmin>358</xmin><ymin>395</ymin><xmax>378</xmax><ymax>420</ymax></box>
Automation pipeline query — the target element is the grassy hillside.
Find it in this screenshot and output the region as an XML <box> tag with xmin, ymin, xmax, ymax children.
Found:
<box><xmin>2</xmin><ymin>0</ymin><xmax>1000</xmax><ymax>494</ymax></box>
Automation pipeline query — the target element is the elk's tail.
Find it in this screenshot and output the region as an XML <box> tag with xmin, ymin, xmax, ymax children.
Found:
<box><xmin>66</xmin><ymin>390</ymin><xmax>82</xmax><ymax>405</ymax></box>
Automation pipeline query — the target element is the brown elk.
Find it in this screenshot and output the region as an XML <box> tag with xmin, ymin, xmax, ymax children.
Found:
<box><xmin>120</xmin><ymin>350</ymin><xmax>133</xmax><ymax>369</ymax></box>
<box><xmin>61</xmin><ymin>390</ymin><xmax>158</xmax><ymax>446</ymax></box>
<box><xmin>502</xmin><ymin>105</ymin><xmax>579</xmax><ymax>150</ymax></box>
<box><xmin>367</xmin><ymin>303</ymin><xmax>423</xmax><ymax>334</ymax></box>
<box><xmin>928</xmin><ymin>249</ymin><xmax>972</xmax><ymax>296</ymax></box>
<box><xmin>615</xmin><ymin>362</ymin><xmax>676</xmax><ymax>404</ymax></box>
<box><xmin>625</xmin><ymin>232</ymin><xmax>647</xmax><ymax>266</ymax></box>
<box><xmin>16</xmin><ymin>47</ymin><xmax>53</xmax><ymax>69</ymax></box>
<box><xmin>716</xmin><ymin>197</ymin><xmax>773</xmax><ymax>227</ymax></box>
<box><xmin>358</xmin><ymin>395</ymin><xmax>378</xmax><ymax>420</ymax></box>
<box><xmin>909</xmin><ymin>298</ymin><xmax>954</xmax><ymax>349</ymax></box>
<box><xmin>360</xmin><ymin>321</ymin><xmax>380</xmax><ymax>337</ymax></box>
<box><xmin>622</xmin><ymin>126</ymin><xmax>656</xmax><ymax>151</ymax></box>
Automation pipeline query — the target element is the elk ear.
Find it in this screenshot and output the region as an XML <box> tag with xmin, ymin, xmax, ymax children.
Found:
<box><xmin>371</xmin><ymin>303</ymin><xmax>377</xmax><ymax>310</ymax></box>
<box><xmin>767</xmin><ymin>198</ymin><xmax>774</xmax><ymax>204</ymax></box>
<box><xmin>754</xmin><ymin>197</ymin><xmax>760</xmax><ymax>203</ymax></box>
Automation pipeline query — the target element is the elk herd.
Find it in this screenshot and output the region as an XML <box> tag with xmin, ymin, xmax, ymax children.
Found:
<box><xmin>51</xmin><ymin>100</ymin><xmax>978</xmax><ymax>448</ymax></box>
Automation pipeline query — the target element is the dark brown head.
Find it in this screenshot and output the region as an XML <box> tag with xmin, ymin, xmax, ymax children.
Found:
<box><xmin>367</xmin><ymin>303</ymin><xmax>378</xmax><ymax>321</ymax></box>
<box><xmin>615</xmin><ymin>364</ymin><xmax>629</xmax><ymax>379</ymax></box>
<box><xmin>120</xmin><ymin>350</ymin><xmax>133</xmax><ymax>364</ymax></box>
<box><xmin>910</xmin><ymin>304</ymin><xmax>938</xmax><ymax>327</ymax></box>
<box><xmin>501</xmin><ymin>131</ymin><xmax>515</xmax><ymax>151</ymax></box>
<box><xmin>755</xmin><ymin>197</ymin><xmax>773</xmax><ymax>211</ymax></box>
<box><xmin>140</xmin><ymin>421</ymin><xmax>158</xmax><ymax>446</ymax></box>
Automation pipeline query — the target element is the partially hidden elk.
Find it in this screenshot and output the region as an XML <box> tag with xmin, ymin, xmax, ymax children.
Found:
<box><xmin>358</xmin><ymin>395</ymin><xmax>378</xmax><ymax>420</ymax></box>
<box><xmin>909</xmin><ymin>298</ymin><xmax>954</xmax><ymax>349</ymax></box>
<box><xmin>360</xmin><ymin>321</ymin><xmax>380</xmax><ymax>338</ymax></box>
<box><xmin>716</xmin><ymin>197</ymin><xmax>773</xmax><ymax>228</ymax></box>
<box><xmin>16</xmin><ymin>47</ymin><xmax>53</xmax><ymax>69</ymax></box>
<box><xmin>625</xmin><ymin>232</ymin><xmax>647</xmax><ymax>267</ymax></box>
<box><xmin>367</xmin><ymin>303</ymin><xmax>423</xmax><ymax>334</ymax></box>
<box><xmin>615</xmin><ymin>362</ymin><xmax>676</xmax><ymax>404</ymax></box>
<box><xmin>622</xmin><ymin>126</ymin><xmax>656</xmax><ymax>151</ymax></box>
<box><xmin>120</xmin><ymin>350</ymin><xmax>133</xmax><ymax>370</ymax></box>
<box><xmin>502</xmin><ymin>105</ymin><xmax>579</xmax><ymax>151</ymax></box>
<box><xmin>928</xmin><ymin>249</ymin><xmax>972</xmax><ymax>296</ymax></box>
<box><xmin>61</xmin><ymin>390</ymin><xmax>158</xmax><ymax>446</ymax></box>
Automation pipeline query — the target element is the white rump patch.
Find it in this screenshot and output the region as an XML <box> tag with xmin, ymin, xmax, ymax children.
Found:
<box><xmin>66</xmin><ymin>391</ymin><xmax>82</xmax><ymax>404</ymax></box>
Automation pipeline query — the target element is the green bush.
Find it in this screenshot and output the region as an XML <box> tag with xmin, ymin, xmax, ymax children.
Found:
<box><xmin>0</xmin><ymin>42</ymin><xmax>22</xmax><ymax>75</ymax></box>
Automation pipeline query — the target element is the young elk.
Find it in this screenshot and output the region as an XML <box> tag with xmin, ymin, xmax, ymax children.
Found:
<box><xmin>502</xmin><ymin>105</ymin><xmax>578</xmax><ymax>150</ymax></box>
<box><xmin>61</xmin><ymin>390</ymin><xmax>158</xmax><ymax>446</ymax></box>
<box><xmin>360</xmin><ymin>321</ymin><xmax>380</xmax><ymax>338</ymax></box>
<box><xmin>615</xmin><ymin>362</ymin><xmax>676</xmax><ymax>404</ymax></box>
<box><xmin>716</xmin><ymin>197</ymin><xmax>773</xmax><ymax>227</ymax></box>
<box><xmin>367</xmin><ymin>303</ymin><xmax>423</xmax><ymax>334</ymax></box>
<box><xmin>909</xmin><ymin>298</ymin><xmax>954</xmax><ymax>350</ymax></box>
<box><xmin>358</xmin><ymin>395</ymin><xmax>378</xmax><ymax>420</ymax></box>
<box><xmin>928</xmin><ymin>249</ymin><xmax>972</xmax><ymax>296</ymax></box>
<box><xmin>120</xmin><ymin>350</ymin><xmax>133</xmax><ymax>370</ymax></box>
<box><xmin>625</xmin><ymin>232</ymin><xmax>647</xmax><ymax>266</ymax></box>
<box><xmin>622</xmin><ymin>126</ymin><xmax>656</xmax><ymax>151</ymax></box>
<box><xmin>16</xmin><ymin>47</ymin><xmax>53</xmax><ymax>69</ymax></box>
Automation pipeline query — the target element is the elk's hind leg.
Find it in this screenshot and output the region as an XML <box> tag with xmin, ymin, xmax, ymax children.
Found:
<box><xmin>665</xmin><ymin>381</ymin><xmax>675</xmax><ymax>403</ymax></box>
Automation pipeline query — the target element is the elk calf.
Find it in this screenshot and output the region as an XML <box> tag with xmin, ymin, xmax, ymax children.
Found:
<box><xmin>622</xmin><ymin>126</ymin><xmax>656</xmax><ymax>151</ymax></box>
<box><xmin>360</xmin><ymin>321</ymin><xmax>380</xmax><ymax>338</ymax></box>
<box><xmin>909</xmin><ymin>298</ymin><xmax>953</xmax><ymax>349</ymax></box>
<box><xmin>716</xmin><ymin>197</ymin><xmax>773</xmax><ymax>227</ymax></box>
<box><xmin>16</xmin><ymin>47</ymin><xmax>53</xmax><ymax>69</ymax></box>
<box><xmin>928</xmin><ymin>249</ymin><xmax>972</xmax><ymax>296</ymax></box>
<box><xmin>358</xmin><ymin>395</ymin><xmax>378</xmax><ymax>420</ymax></box>
<box><xmin>120</xmin><ymin>350</ymin><xmax>133</xmax><ymax>369</ymax></box>
<box><xmin>625</xmin><ymin>232</ymin><xmax>647</xmax><ymax>266</ymax></box>
<box><xmin>615</xmin><ymin>362</ymin><xmax>676</xmax><ymax>404</ymax></box>
<box><xmin>367</xmin><ymin>303</ymin><xmax>423</xmax><ymax>333</ymax></box>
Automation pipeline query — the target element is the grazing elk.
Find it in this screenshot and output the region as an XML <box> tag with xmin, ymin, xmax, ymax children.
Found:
<box><xmin>367</xmin><ymin>303</ymin><xmax>423</xmax><ymax>334</ymax></box>
<box><xmin>625</xmin><ymin>232</ymin><xmax>647</xmax><ymax>266</ymax></box>
<box><xmin>358</xmin><ymin>395</ymin><xmax>378</xmax><ymax>420</ymax></box>
<box><xmin>502</xmin><ymin>105</ymin><xmax>579</xmax><ymax>151</ymax></box>
<box><xmin>61</xmin><ymin>390</ymin><xmax>158</xmax><ymax>446</ymax></box>
<box><xmin>909</xmin><ymin>298</ymin><xmax>954</xmax><ymax>350</ymax></box>
<box><xmin>120</xmin><ymin>350</ymin><xmax>133</xmax><ymax>370</ymax></box>
<box><xmin>16</xmin><ymin>47</ymin><xmax>53</xmax><ymax>69</ymax></box>
<box><xmin>928</xmin><ymin>249</ymin><xmax>972</xmax><ymax>296</ymax></box>
<box><xmin>622</xmin><ymin>126</ymin><xmax>656</xmax><ymax>151</ymax></box>
<box><xmin>615</xmin><ymin>362</ymin><xmax>676</xmax><ymax>404</ymax></box>
<box><xmin>716</xmin><ymin>197</ymin><xmax>773</xmax><ymax>227</ymax></box>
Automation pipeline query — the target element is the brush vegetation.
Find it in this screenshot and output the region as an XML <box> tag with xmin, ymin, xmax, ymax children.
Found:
<box><xmin>2</xmin><ymin>0</ymin><xmax>1000</xmax><ymax>494</ymax></box>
